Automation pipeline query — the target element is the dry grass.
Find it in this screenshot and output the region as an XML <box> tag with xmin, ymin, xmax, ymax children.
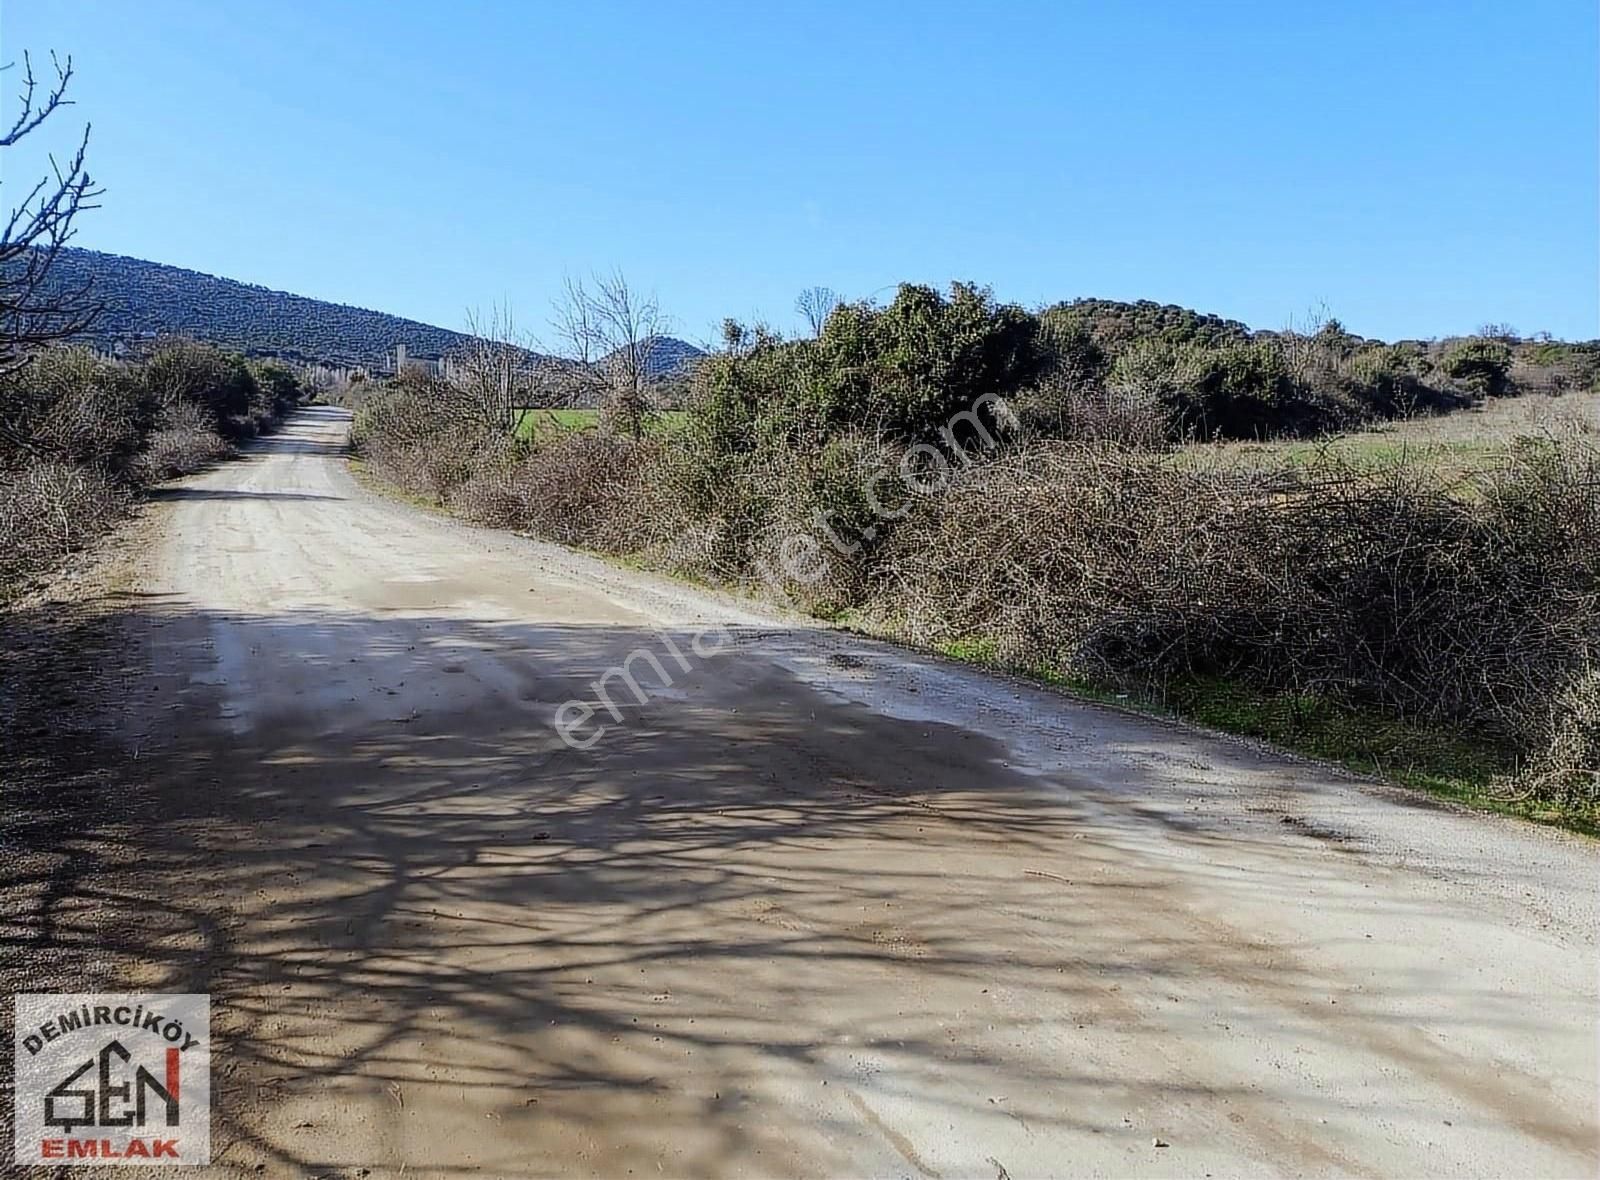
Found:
<box><xmin>1203</xmin><ymin>388</ymin><xmax>1600</xmax><ymax>482</ymax></box>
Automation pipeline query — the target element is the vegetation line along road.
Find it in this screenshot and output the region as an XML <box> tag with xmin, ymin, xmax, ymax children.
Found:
<box><xmin>341</xmin><ymin>283</ymin><xmax>1599</xmax><ymax>832</ymax></box>
<box><xmin>7</xmin><ymin>403</ymin><xmax>1591</xmax><ymax>1177</ymax></box>
<box><xmin>4</xmin><ymin>244</ymin><xmax>1597</xmax><ymax>837</ymax></box>
<box><xmin>0</xmin><ymin>11</ymin><xmax>1596</xmax><ymax>1176</ymax></box>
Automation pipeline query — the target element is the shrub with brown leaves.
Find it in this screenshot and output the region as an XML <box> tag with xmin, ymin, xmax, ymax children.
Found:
<box><xmin>451</xmin><ymin>432</ymin><xmax>668</xmax><ymax>554</ymax></box>
<box><xmin>877</xmin><ymin>438</ymin><xmax>1600</xmax><ymax>797</ymax></box>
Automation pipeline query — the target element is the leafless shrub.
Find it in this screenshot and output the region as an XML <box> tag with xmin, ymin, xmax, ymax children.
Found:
<box><xmin>351</xmin><ymin>373</ymin><xmax>504</xmax><ymax>503</ymax></box>
<box><xmin>0</xmin><ymin>346</ymin><xmax>144</xmax><ymax>469</ymax></box>
<box><xmin>743</xmin><ymin>434</ymin><xmax>899</xmax><ymax>611</ymax></box>
<box><xmin>1510</xmin><ymin>667</ymin><xmax>1600</xmax><ymax>808</ymax></box>
<box><xmin>446</xmin><ymin>432</ymin><xmax>667</xmax><ymax>553</ymax></box>
<box><xmin>0</xmin><ymin>459</ymin><xmax>128</xmax><ymax>590</ymax></box>
<box><xmin>795</xmin><ymin>286</ymin><xmax>840</xmax><ymax>337</ymax></box>
<box><xmin>442</xmin><ymin>306</ymin><xmax>533</xmax><ymax>434</ymax></box>
<box><xmin>876</xmin><ymin>444</ymin><xmax>1244</xmax><ymax>673</ymax></box>
<box><xmin>394</xmin><ymin>427</ymin><xmax>500</xmax><ymax>506</ymax></box>
<box><xmin>130</xmin><ymin>400</ymin><xmax>229</xmax><ymax>482</ymax></box>
<box><xmin>550</xmin><ymin>271</ymin><xmax>665</xmax><ymax>439</ymax></box>
<box><xmin>1018</xmin><ymin>372</ymin><xmax>1175</xmax><ymax>447</ymax></box>
<box><xmin>878</xmin><ymin>437</ymin><xmax>1600</xmax><ymax>782</ymax></box>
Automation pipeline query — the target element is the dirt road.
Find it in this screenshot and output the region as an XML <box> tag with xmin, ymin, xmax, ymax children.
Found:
<box><xmin>7</xmin><ymin>406</ymin><xmax>1596</xmax><ymax>1177</ymax></box>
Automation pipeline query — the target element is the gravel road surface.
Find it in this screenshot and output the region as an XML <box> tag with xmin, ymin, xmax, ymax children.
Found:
<box><xmin>7</xmin><ymin>406</ymin><xmax>1595</xmax><ymax>1177</ymax></box>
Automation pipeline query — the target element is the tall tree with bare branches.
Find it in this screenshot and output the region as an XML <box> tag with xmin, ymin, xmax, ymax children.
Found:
<box><xmin>0</xmin><ymin>49</ymin><xmax>101</xmax><ymax>377</ymax></box>
<box><xmin>550</xmin><ymin>270</ymin><xmax>665</xmax><ymax>440</ymax></box>
<box><xmin>795</xmin><ymin>286</ymin><xmax>840</xmax><ymax>338</ymax></box>
<box><xmin>443</xmin><ymin>305</ymin><xmax>532</xmax><ymax>434</ymax></box>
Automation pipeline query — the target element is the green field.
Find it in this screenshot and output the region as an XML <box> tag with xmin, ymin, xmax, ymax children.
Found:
<box><xmin>512</xmin><ymin>408</ymin><xmax>599</xmax><ymax>440</ymax></box>
<box><xmin>512</xmin><ymin>408</ymin><xmax>687</xmax><ymax>441</ymax></box>
<box><xmin>1205</xmin><ymin>388</ymin><xmax>1599</xmax><ymax>477</ymax></box>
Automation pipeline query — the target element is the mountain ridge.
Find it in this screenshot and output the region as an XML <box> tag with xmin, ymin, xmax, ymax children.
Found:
<box><xmin>34</xmin><ymin>248</ymin><xmax>705</xmax><ymax>376</ymax></box>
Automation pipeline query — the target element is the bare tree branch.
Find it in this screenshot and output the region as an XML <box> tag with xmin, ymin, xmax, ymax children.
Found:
<box><xmin>441</xmin><ymin>305</ymin><xmax>532</xmax><ymax>435</ymax></box>
<box><xmin>548</xmin><ymin>271</ymin><xmax>665</xmax><ymax>440</ymax></box>
<box><xmin>2</xmin><ymin>51</ymin><xmax>74</xmax><ymax>147</ymax></box>
<box><xmin>0</xmin><ymin>47</ymin><xmax>102</xmax><ymax>381</ymax></box>
<box><xmin>796</xmin><ymin>286</ymin><xmax>840</xmax><ymax>338</ymax></box>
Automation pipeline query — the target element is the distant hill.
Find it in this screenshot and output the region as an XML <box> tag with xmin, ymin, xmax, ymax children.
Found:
<box><xmin>36</xmin><ymin>248</ymin><xmax>472</xmax><ymax>367</ymax></box>
<box><xmin>28</xmin><ymin>248</ymin><xmax>706</xmax><ymax>376</ymax></box>
<box><xmin>606</xmin><ymin>335</ymin><xmax>707</xmax><ymax>380</ymax></box>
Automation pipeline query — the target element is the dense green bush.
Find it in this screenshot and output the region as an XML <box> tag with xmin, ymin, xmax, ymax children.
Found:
<box><xmin>1442</xmin><ymin>338</ymin><xmax>1514</xmax><ymax>397</ymax></box>
<box><xmin>687</xmin><ymin>293</ymin><xmax>1523</xmax><ymax>453</ymax></box>
<box><xmin>687</xmin><ymin>284</ymin><xmax>1039</xmax><ymax>455</ymax></box>
<box><xmin>139</xmin><ymin>338</ymin><xmax>297</xmax><ymax>438</ymax></box>
<box><xmin>1041</xmin><ymin>298</ymin><xmax>1251</xmax><ymax>350</ymax></box>
<box><xmin>811</xmin><ymin>283</ymin><xmax>1042</xmax><ymax>438</ymax></box>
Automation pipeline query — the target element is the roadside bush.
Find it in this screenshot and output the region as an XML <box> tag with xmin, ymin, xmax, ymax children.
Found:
<box><xmin>745</xmin><ymin>433</ymin><xmax>899</xmax><ymax>612</ymax></box>
<box><xmin>0</xmin><ymin>348</ymin><xmax>152</xmax><ymax>472</ymax></box>
<box><xmin>877</xmin><ymin>437</ymin><xmax>1600</xmax><ymax>787</ymax></box>
<box><xmin>1518</xmin><ymin>668</ymin><xmax>1600</xmax><ymax>808</ymax></box>
<box><xmin>353</xmin><ymin>377</ymin><xmax>504</xmax><ymax>505</ymax></box>
<box><xmin>0</xmin><ymin>461</ymin><xmax>131</xmax><ymax>590</ymax></box>
<box><xmin>247</xmin><ymin>359</ymin><xmax>308</xmax><ymax>419</ymax></box>
<box><xmin>447</xmin><ymin>432</ymin><xmax>666</xmax><ymax>554</ymax></box>
<box><xmin>131</xmin><ymin>400</ymin><xmax>230</xmax><ymax>482</ymax></box>
<box><xmin>141</xmin><ymin>340</ymin><xmax>253</xmax><ymax>426</ymax></box>
<box><xmin>343</xmin><ymin>282</ymin><xmax>1597</xmax><ymax>817</ymax></box>
<box><xmin>138</xmin><ymin>338</ymin><xmax>299</xmax><ymax>439</ymax></box>
<box><xmin>0</xmin><ymin>341</ymin><xmax>308</xmax><ymax>599</ymax></box>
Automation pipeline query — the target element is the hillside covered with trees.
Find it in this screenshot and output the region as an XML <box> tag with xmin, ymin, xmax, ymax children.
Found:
<box><xmin>40</xmin><ymin>248</ymin><xmax>474</xmax><ymax>366</ymax></box>
<box><xmin>29</xmin><ymin>249</ymin><xmax>708</xmax><ymax>376</ymax></box>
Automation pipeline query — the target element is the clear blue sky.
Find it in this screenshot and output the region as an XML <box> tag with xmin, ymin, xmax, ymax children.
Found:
<box><xmin>3</xmin><ymin>0</ymin><xmax>1596</xmax><ymax>342</ymax></box>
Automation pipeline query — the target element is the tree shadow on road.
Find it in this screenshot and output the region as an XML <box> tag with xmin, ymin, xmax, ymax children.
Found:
<box><xmin>0</xmin><ymin>595</ymin><xmax>1588</xmax><ymax>1176</ymax></box>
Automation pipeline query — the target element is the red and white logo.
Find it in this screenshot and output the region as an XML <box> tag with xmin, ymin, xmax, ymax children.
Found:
<box><xmin>12</xmin><ymin>993</ymin><xmax>210</xmax><ymax>1166</ymax></box>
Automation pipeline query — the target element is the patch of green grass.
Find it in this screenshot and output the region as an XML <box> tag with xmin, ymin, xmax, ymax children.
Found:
<box><xmin>922</xmin><ymin>639</ymin><xmax>1595</xmax><ymax>835</ymax></box>
<box><xmin>937</xmin><ymin>636</ymin><xmax>999</xmax><ymax>665</ymax></box>
<box><xmin>512</xmin><ymin>408</ymin><xmax>689</xmax><ymax>441</ymax></box>
<box><xmin>1160</xmin><ymin>676</ymin><xmax>1499</xmax><ymax>789</ymax></box>
<box><xmin>1149</xmin><ymin>677</ymin><xmax>1597</xmax><ymax>833</ymax></box>
<box><xmin>513</xmin><ymin>408</ymin><xmax>599</xmax><ymax>440</ymax></box>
